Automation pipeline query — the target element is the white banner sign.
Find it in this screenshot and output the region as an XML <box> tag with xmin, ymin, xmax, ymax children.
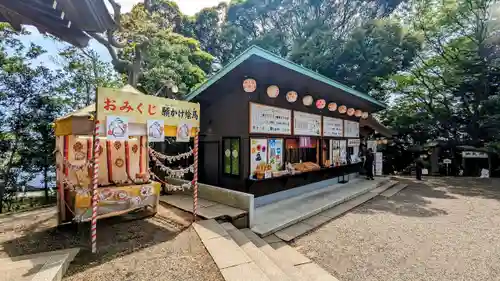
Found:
<box><xmin>294</xmin><ymin>111</ymin><xmax>321</xmax><ymax>136</ymax></box>
<box><xmin>250</xmin><ymin>103</ymin><xmax>292</xmax><ymax>135</ymax></box>
<box><xmin>323</xmin><ymin>116</ymin><xmax>343</xmax><ymax>137</ymax></box>
<box><xmin>106</xmin><ymin>115</ymin><xmax>129</xmax><ymax>140</ymax></box>
<box><xmin>375</xmin><ymin>152</ymin><xmax>383</xmax><ymax>176</ymax></box>
<box><xmin>462</xmin><ymin>151</ymin><xmax>488</xmax><ymax>158</ymax></box>
<box><xmin>347</xmin><ymin>139</ymin><xmax>361</xmax><ymax>147</ymax></box>
<box><xmin>344</xmin><ymin>120</ymin><xmax>359</xmax><ymax>138</ymax></box>
<box><xmin>147</xmin><ymin>119</ymin><xmax>165</xmax><ymax>142</ymax></box>
<box><xmin>250</xmin><ymin>138</ymin><xmax>268</xmax><ymax>176</ymax></box>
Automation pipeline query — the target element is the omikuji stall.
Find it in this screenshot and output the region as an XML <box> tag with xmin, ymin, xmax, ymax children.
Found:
<box><xmin>186</xmin><ymin>46</ymin><xmax>387</xmax><ymax>203</ymax></box>
<box><xmin>54</xmin><ymin>85</ymin><xmax>200</xmax><ymax>253</ymax></box>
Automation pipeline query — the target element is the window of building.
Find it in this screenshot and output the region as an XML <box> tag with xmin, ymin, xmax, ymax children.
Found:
<box><xmin>223</xmin><ymin>137</ymin><xmax>240</xmax><ymax>176</ymax></box>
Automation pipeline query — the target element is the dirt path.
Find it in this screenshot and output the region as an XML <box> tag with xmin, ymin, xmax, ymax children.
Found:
<box><xmin>293</xmin><ymin>177</ymin><xmax>500</xmax><ymax>281</ymax></box>
<box><xmin>0</xmin><ymin>205</ymin><xmax>223</xmax><ymax>281</ymax></box>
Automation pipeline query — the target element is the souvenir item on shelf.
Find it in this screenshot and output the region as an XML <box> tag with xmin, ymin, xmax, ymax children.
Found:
<box><xmin>338</xmin><ymin>105</ymin><xmax>347</xmax><ymax>114</ymax></box>
<box><xmin>243</xmin><ymin>78</ymin><xmax>257</xmax><ymax>92</ymax></box>
<box><xmin>286</xmin><ymin>91</ymin><xmax>298</xmax><ymax>103</ymax></box>
<box><xmin>347</xmin><ymin>108</ymin><xmax>355</xmax><ymax>116</ymax></box>
<box><xmin>328</xmin><ymin>102</ymin><xmax>337</xmax><ymax>111</ymax></box>
<box><xmin>302</xmin><ymin>95</ymin><xmax>313</xmax><ymax>106</ymax></box>
<box><xmin>316</xmin><ymin>99</ymin><xmax>326</xmax><ymax>109</ymax></box>
<box><xmin>267</xmin><ymin>85</ymin><xmax>279</xmax><ymax>98</ymax></box>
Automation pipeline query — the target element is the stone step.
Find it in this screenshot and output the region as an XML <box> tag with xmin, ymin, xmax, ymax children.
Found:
<box><xmin>240</xmin><ymin>228</ymin><xmax>308</xmax><ymax>281</ymax></box>
<box><xmin>192</xmin><ymin>220</ymin><xmax>270</xmax><ymax>281</ymax></box>
<box><xmin>251</xmin><ymin>178</ymin><xmax>389</xmax><ymax>237</ymax></box>
<box><xmin>380</xmin><ymin>183</ymin><xmax>408</xmax><ymax>198</ymax></box>
<box><xmin>273</xmin><ymin>180</ymin><xmax>399</xmax><ymax>242</ymax></box>
<box><xmin>0</xmin><ymin>248</ymin><xmax>79</xmax><ymax>281</ymax></box>
<box><xmin>220</xmin><ymin>223</ymin><xmax>292</xmax><ymax>281</ymax></box>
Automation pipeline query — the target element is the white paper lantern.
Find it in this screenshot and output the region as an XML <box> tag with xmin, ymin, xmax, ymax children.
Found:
<box><xmin>303</xmin><ymin>95</ymin><xmax>313</xmax><ymax>106</ymax></box>
<box><xmin>355</xmin><ymin>110</ymin><xmax>362</xmax><ymax>117</ymax></box>
<box><xmin>286</xmin><ymin>91</ymin><xmax>298</xmax><ymax>103</ymax></box>
<box><xmin>243</xmin><ymin>79</ymin><xmax>257</xmax><ymax>92</ymax></box>
<box><xmin>338</xmin><ymin>105</ymin><xmax>347</xmax><ymax>114</ymax></box>
<box><xmin>347</xmin><ymin>108</ymin><xmax>355</xmax><ymax>116</ymax></box>
<box><xmin>267</xmin><ymin>85</ymin><xmax>279</xmax><ymax>98</ymax></box>
<box><xmin>362</xmin><ymin>112</ymin><xmax>369</xmax><ymax>119</ymax></box>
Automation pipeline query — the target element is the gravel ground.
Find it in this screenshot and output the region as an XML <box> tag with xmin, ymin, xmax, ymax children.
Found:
<box><xmin>0</xmin><ymin>204</ymin><xmax>223</xmax><ymax>281</ymax></box>
<box><xmin>293</xmin><ymin>177</ymin><xmax>500</xmax><ymax>281</ymax></box>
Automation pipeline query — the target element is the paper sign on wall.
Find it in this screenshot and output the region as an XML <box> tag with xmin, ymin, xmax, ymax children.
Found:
<box><xmin>323</xmin><ymin>117</ymin><xmax>343</xmax><ymax>137</ymax></box>
<box><xmin>250</xmin><ymin>103</ymin><xmax>292</xmax><ymax>134</ymax></box>
<box><xmin>344</xmin><ymin>120</ymin><xmax>359</xmax><ymax>138</ymax></box>
<box><xmin>106</xmin><ymin>115</ymin><xmax>129</xmax><ymax>140</ymax></box>
<box><xmin>147</xmin><ymin>120</ymin><xmax>165</xmax><ymax>142</ymax></box>
<box><xmin>250</xmin><ymin>138</ymin><xmax>268</xmax><ymax>176</ymax></box>
<box><xmin>268</xmin><ymin>139</ymin><xmax>283</xmax><ymax>171</ymax></box>
<box><xmin>294</xmin><ymin>111</ymin><xmax>321</xmax><ymax>136</ymax></box>
<box><xmin>176</xmin><ymin>123</ymin><xmax>192</xmax><ymax>143</ymax></box>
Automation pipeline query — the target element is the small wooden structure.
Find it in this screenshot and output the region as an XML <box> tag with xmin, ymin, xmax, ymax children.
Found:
<box><xmin>186</xmin><ymin>46</ymin><xmax>389</xmax><ymax>199</ymax></box>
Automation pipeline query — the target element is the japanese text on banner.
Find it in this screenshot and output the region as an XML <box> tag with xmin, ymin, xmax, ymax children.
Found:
<box><xmin>97</xmin><ymin>87</ymin><xmax>200</xmax><ymax>127</ymax></box>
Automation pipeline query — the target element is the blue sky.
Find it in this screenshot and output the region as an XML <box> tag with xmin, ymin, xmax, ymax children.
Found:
<box><xmin>19</xmin><ymin>0</ymin><xmax>229</xmax><ymax>69</ymax></box>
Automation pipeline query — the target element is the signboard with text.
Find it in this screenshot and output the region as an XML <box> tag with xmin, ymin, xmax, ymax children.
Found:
<box><xmin>249</xmin><ymin>103</ymin><xmax>292</xmax><ymax>135</ymax></box>
<box><xmin>344</xmin><ymin>120</ymin><xmax>359</xmax><ymax>138</ymax></box>
<box><xmin>323</xmin><ymin>116</ymin><xmax>343</xmax><ymax>137</ymax></box>
<box><xmin>97</xmin><ymin>87</ymin><xmax>200</xmax><ymax>128</ymax></box>
<box><xmin>294</xmin><ymin>111</ymin><xmax>321</xmax><ymax>136</ymax></box>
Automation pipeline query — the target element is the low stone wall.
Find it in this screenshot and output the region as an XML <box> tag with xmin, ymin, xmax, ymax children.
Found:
<box><xmin>165</xmin><ymin>178</ymin><xmax>255</xmax><ymax>227</ymax></box>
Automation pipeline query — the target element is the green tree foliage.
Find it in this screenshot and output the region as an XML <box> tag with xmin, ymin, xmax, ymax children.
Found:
<box><xmin>118</xmin><ymin>1</ymin><xmax>214</xmax><ymax>96</ymax></box>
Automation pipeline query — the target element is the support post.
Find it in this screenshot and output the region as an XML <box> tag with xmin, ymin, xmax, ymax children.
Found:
<box><xmin>193</xmin><ymin>129</ymin><xmax>199</xmax><ymax>222</ymax></box>
<box><xmin>91</xmin><ymin>120</ymin><xmax>100</xmax><ymax>254</ymax></box>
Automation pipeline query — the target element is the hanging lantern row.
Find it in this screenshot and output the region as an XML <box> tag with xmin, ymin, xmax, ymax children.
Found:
<box><xmin>242</xmin><ymin>79</ymin><xmax>370</xmax><ymax>119</ymax></box>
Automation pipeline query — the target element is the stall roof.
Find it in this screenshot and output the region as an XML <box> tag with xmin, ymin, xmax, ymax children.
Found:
<box><xmin>186</xmin><ymin>45</ymin><xmax>387</xmax><ymax>111</ymax></box>
<box><xmin>360</xmin><ymin>115</ymin><xmax>395</xmax><ymax>138</ymax></box>
<box><xmin>0</xmin><ymin>0</ymin><xmax>116</xmax><ymax>47</ymax></box>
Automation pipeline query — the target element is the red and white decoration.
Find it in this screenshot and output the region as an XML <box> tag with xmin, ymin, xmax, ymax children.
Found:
<box><xmin>243</xmin><ymin>78</ymin><xmax>257</xmax><ymax>93</ymax></box>
<box><xmin>286</xmin><ymin>91</ymin><xmax>298</xmax><ymax>103</ymax></box>
<box><xmin>267</xmin><ymin>85</ymin><xmax>280</xmax><ymax>98</ymax></box>
<box><xmin>316</xmin><ymin>99</ymin><xmax>326</xmax><ymax>109</ymax></box>
<box><xmin>303</xmin><ymin>95</ymin><xmax>313</xmax><ymax>106</ymax></box>
<box><xmin>355</xmin><ymin>110</ymin><xmax>362</xmax><ymax>117</ymax></box>
<box><xmin>328</xmin><ymin>102</ymin><xmax>337</xmax><ymax>112</ymax></box>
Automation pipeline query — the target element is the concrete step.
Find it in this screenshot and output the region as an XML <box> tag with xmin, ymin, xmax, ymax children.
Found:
<box><xmin>380</xmin><ymin>183</ymin><xmax>408</xmax><ymax>198</ymax></box>
<box><xmin>240</xmin><ymin>228</ymin><xmax>308</xmax><ymax>281</ymax></box>
<box><xmin>273</xmin><ymin>180</ymin><xmax>399</xmax><ymax>242</ymax></box>
<box><xmin>252</xmin><ymin>178</ymin><xmax>389</xmax><ymax>237</ymax></box>
<box><xmin>0</xmin><ymin>248</ymin><xmax>79</xmax><ymax>281</ymax></box>
<box><xmin>192</xmin><ymin>220</ymin><xmax>270</xmax><ymax>281</ymax></box>
<box><xmin>220</xmin><ymin>223</ymin><xmax>292</xmax><ymax>281</ymax></box>
<box><xmin>242</xmin><ymin>229</ymin><xmax>339</xmax><ymax>281</ymax></box>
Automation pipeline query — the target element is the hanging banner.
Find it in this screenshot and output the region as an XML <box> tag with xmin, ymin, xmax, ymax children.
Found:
<box><xmin>106</xmin><ymin>115</ymin><xmax>129</xmax><ymax>140</ymax></box>
<box><xmin>344</xmin><ymin>120</ymin><xmax>359</xmax><ymax>138</ymax></box>
<box><xmin>375</xmin><ymin>152</ymin><xmax>383</xmax><ymax>176</ymax></box>
<box><xmin>147</xmin><ymin>120</ymin><xmax>164</xmax><ymax>142</ymax></box>
<box><xmin>323</xmin><ymin>116</ymin><xmax>343</xmax><ymax>137</ymax></box>
<box><xmin>268</xmin><ymin>139</ymin><xmax>283</xmax><ymax>171</ymax></box>
<box><xmin>97</xmin><ymin>87</ymin><xmax>200</xmax><ymax>128</ymax></box>
<box><xmin>250</xmin><ymin>138</ymin><xmax>268</xmax><ymax>176</ymax></box>
<box><xmin>294</xmin><ymin>111</ymin><xmax>321</xmax><ymax>136</ymax></box>
<box><xmin>249</xmin><ymin>103</ymin><xmax>292</xmax><ymax>135</ymax></box>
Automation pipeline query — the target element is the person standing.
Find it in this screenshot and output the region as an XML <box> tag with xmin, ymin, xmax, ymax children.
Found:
<box><xmin>365</xmin><ymin>148</ymin><xmax>375</xmax><ymax>180</ymax></box>
<box><xmin>415</xmin><ymin>155</ymin><xmax>424</xmax><ymax>180</ymax></box>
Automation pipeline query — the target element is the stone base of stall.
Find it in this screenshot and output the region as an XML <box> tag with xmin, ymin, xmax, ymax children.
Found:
<box><xmin>251</xmin><ymin>176</ymin><xmax>388</xmax><ymax>237</ymax></box>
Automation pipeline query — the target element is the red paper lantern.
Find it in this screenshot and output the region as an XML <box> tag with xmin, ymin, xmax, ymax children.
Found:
<box><xmin>316</xmin><ymin>99</ymin><xmax>326</xmax><ymax>109</ymax></box>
